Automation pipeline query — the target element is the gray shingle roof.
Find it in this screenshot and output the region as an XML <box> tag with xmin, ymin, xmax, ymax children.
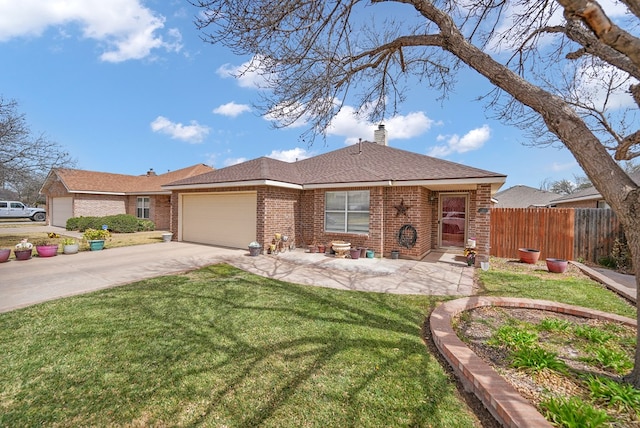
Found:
<box><xmin>494</xmin><ymin>185</ymin><xmax>559</xmax><ymax>208</ymax></box>
<box><xmin>166</xmin><ymin>142</ymin><xmax>506</xmax><ymax>187</ymax></box>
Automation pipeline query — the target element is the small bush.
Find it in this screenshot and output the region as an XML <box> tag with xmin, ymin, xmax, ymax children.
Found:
<box><xmin>585</xmin><ymin>375</ymin><xmax>640</xmax><ymax>411</ymax></box>
<box><xmin>488</xmin><ymin>325</ymin><xmax>538</xmax><ymax>350</ymax></box>
<box><xmin>101</xmin><ymin>214</ymin><xmax>139</xmax><ymax>233</ymax></box>
<box><xmin>582</xmin><ymin>346</ymin><xmax>633</xmax><ymax>374</ymax></box>
<box><xmin>541</xmin><ymin>396</ymin><xmax>610</xmax><ymax>428</ymax></box>
<box><xmin>510</xmin><ymin>346</ymin><xmax>567</xmax><ymax>373</ymax></box>
<box><xmin>137</xmin><ymin>219</ymin><xmax>155</xmax><ymax>231</ymax></box>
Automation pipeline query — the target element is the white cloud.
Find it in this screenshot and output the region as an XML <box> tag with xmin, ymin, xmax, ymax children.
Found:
<box><xmin>217</xmin><ymin>56</ymin><xmax>274</xmax><ymax>89</ymax></box>
<box><xmin>213</xmin><ymin>102</ymin><xmax>251</xmax><ymax>117</ymax></box>
<box><xmin>428</xmin><ymin>125</ymin><xmax>491</xmax><ymax>157</ymax></box>
<box><xmin>266</xmin><ymin>147</ymin><xmax>312</xmax><ymax>162</ymax></box>
<box><xmin>150</xmin><ymin>116</ymin><xmax>210</xmax><ymax>143</ymax></box>
<box><xmin>327</xmin><ymin>106</ymin><xmax>436</xmax><ymax>144</ymax></box>
<box><xmin>223</xmin><ymin>157</ymin><xmax>248</xmax><ymax>167</ymax></box>
<box><xmin>0</xmin><ymin>0</ymin><xmax>182</xmax><ymax>62</ymax></box>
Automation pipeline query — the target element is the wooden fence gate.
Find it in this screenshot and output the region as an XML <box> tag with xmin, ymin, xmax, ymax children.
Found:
<box><xmin>490</xmin><ymin>208</ymin><xmax>623</xmax><ymax>263</ymax></box>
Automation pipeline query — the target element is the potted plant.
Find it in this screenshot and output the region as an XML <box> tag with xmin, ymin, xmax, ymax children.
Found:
<box><xmin>248</xmin><ymin>241</ymin><xmax>262</xmax><ymax>256</ymax></box>
<box><xmin>546</xmin><ymin>258</ymin><xmax>568</xmax><ymax>273</ymax></box>
<box><xmin>518</xmin><ymin>248</ymin><xmax>540</xmax><ymax>264</ymax></box>
<box><xmin>83</xmin><ymin>228</ymin><xmax>110</xmax><ymax>251</ymax></box>
<box><xmin>62</xmin><ymin>237</ymin><xmax>79</xmax><ymax>254</ymax></box>
<box><xmin>14</xmin><ymin>239</ymin><xmax>33</xmax><ymax>260</ymax></box>
<box><xmin>464</xmin><ymin>247</ymin><xmax>477</xmax><ymax>266</ymax></box>
<box><xmin>35</xmin><ymin>239</ymin><xmax>59</xmax><ymax>257</ymax></box>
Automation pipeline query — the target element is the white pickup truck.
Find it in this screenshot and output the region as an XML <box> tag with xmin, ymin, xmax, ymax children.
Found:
<box><xmin>0</xmin><ymin>201</ymin><xmax>46</xmax><ymax>222</ymax></box>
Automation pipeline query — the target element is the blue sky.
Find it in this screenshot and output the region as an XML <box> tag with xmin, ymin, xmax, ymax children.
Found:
<box><xmin>0</xmin><ymin>1</ymin><xmax>592</xmax><ymax>190</ymax></box>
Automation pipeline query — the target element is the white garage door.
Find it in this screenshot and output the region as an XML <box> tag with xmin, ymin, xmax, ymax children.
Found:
<box><xmin>181</xmin><ymin>192</ymin><xmax>257</xmax><ymax>249</ymax></box>
<box><xmin>51</xmin><ymin>197</ymin><xmax>73</xmax><ymax>227</ymax></box>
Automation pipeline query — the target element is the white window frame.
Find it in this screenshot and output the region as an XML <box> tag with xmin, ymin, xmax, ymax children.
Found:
<box><xmin>324</xmin><ymin>190</ymin><xmax>370</xmax><ymax>234</ymax></box>
<box><xmin>137</xmin><ymin>196</ymin><xmax>150</xmax><ymax>219</ymax></box>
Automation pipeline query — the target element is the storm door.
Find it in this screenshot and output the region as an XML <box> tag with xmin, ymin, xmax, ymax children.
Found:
<box><xmin>440</xmin><ymin>194</ymin><xmax>467</xmax><ymax>247</ymax></box>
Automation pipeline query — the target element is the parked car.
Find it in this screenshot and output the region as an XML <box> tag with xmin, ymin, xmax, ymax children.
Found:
<box><xmin>0</xmin><ymin>201</ymin><xmax>46</xmax><ymax>221</ymax></box>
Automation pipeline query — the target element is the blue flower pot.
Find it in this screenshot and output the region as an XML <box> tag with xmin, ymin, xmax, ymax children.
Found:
<box><xmin>89</xmin><ymin>240</ymin><xmax>105</xmax><ymax>251</ymax></box>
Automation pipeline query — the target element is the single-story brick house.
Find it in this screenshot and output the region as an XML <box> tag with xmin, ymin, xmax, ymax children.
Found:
<box><xmin>40</xmin><ymin>164</ymin><xmax>213</xmax><ymax>229</ymax></box>
<box><xmin>163</xmin><ymin>131</ymin><xmax>506</xmax><ymax>260</ymax></box>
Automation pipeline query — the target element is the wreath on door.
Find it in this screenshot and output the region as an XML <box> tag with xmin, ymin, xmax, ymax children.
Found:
<box><xmin>397</xmin><ymin>224</ymin><xmax>417</xmax><ymax>249</ymax></box>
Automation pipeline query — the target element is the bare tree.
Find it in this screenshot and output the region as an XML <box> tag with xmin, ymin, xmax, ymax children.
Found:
<box><xmin>191</xmin><ymin>0</ymin><xmax>640</xmax><ymax>384</ymax></box>
<box><xmin>0</xmin><ymin>97</ymin><xmax>75</xmax><ymax>201</ymax></box>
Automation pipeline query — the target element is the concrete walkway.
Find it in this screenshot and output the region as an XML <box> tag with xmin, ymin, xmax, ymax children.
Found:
<box><xmin>0</xmin><ymin>241</ymin><xmax>474</xmax><ymax>313</ymax></box>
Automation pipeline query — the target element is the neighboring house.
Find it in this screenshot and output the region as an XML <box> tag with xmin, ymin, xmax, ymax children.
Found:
<box><xmin>549</xmin><ymin>172</ymin><xmax>640</xmax><ymax>208</ymax></box>
<box><xmin>40</xmin><ymin>164</ymin><xmax>213</xmax><ymax>229</ymax></box>
<box><xmin>493</xmin><ymin>185</ymin><xmax>559</xmax><ymax>208</ymax></box>
<box><xmin>550</xmin><ymin>186</ymin><xmax>609</xmax><ymax>208</ymax></box>
<box><xmin>163</xmin><ymin>129</ymin><xmax>507</xmax><ymax>259</ymax></box>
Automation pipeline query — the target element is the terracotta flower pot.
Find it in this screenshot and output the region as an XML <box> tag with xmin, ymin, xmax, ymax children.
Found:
<box><xmin>546</xmin><ymin>258</ymin><xmax>568</xmax><ymax>273</ymax></box>
<box><xmin>518</xmin><ymin>248</ymin><xmax>540</xmax><ymax>264</ymax></box>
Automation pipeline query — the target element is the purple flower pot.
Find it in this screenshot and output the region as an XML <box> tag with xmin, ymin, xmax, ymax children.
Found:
<box><xmin>36</xmin><ymin>245</ymin><xmax>59</xmax><ymax>257</ymax></box>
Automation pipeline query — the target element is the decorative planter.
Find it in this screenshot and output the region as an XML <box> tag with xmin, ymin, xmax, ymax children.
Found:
<box><xmin>359</xmin><ymin>247</ymin><xmax>367</xmax><ymax>258</ymax></box>
<box><xmin>366</xmin><ymin>249</ymin><xmax>375</xmax><ymax>258</ymax></box>
<box><xmin>0</xmin><ymin>248</ymin><xmax>10</xmax><ymax>262</ymax></box>
<box><xmin>546</xmin><ymin>258</ymin><xmax>568</xmax><ymax>273</ymax></box>
<box><xmin>331</xmin><ymin>241</ymin><xmax>351</xmax><ymax>258</ymax></box>
<box><xmin>317</xmin><ymin>244</ymin><xmax>326</xmax><ymax>254</ymax></box>
<box><xmin>248</xmin><ymin>245</ymin><xmax>261</xmax><ymax>256</ymax></box>
<box><xmin>63</xmin><ymin>244</ymin><xmax>79</xmax><ymax>255</ymax></box>
<box><xmin>390</xmin><ymin>250</ymin><xmax>400</xmax><ymax>260</ymax></box>
<box><xmin>349</xmin><ymin>248</ymin><xmax>360</xmax><ymax>259</ymax></box>
<box><xmin>88</xmin><ymin>240</ymin><xmax>105</xmax><ymax>251</ymax></box>
<box><xmin>36</xmin><ymin>244</ymin><xmax>59</xmax><ymax>257</ymax></box>
<box><xmin>162</xmin><ymin>233</ymin><xmax>173</xmax><ymax>242</ymax></box>
<box><xmin>14</xmin><ymin>249</ymin><xmax>32</xmax><ymax>260</ymax></box>
<box><xmin>518</xmin><ymin>248</ymin><xmax>540</xmax><ymax>264</ymax></box>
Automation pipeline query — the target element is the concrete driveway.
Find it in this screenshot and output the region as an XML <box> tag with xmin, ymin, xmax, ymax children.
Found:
<box><xmin>0</xmin><ymin>234</ymin><xmax>473</xmax><ymax>313</ymax></box>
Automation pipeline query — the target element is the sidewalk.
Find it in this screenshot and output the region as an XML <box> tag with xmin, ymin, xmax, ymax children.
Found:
<box><xmin>0</xmin><ymin>242</ymin><xmax>474</xmax><ymax>313</ymax></box>
<box><xmin>571</xmin><ymin>261</ymin><xmax>637</xmax><ymax>303</ymax></box>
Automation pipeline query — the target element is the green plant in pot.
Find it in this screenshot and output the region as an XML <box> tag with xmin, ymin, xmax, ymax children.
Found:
<box><xmin>62</xmin><ymin>237</ymin><xmax>79</xmax><ymax>255</ymax></box>
<box><xmin>83</xmin><ymin>228</ymin><xmax>110</xmax><ymax>251</ymax></box>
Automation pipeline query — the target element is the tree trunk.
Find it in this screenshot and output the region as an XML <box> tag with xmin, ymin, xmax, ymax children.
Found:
<box><xmin>433</xmin><ymin>11</ymin><xmax>640</xmax><ymax>386</ymax></box>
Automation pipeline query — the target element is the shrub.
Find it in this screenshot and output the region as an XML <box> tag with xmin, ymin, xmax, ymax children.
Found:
<box><xmin>541</xmin><ymin>396</ymin><xmax>610</xmax><ymax>428</ymax></box>
<box><xmin>101</xmin><ymin>214</ymin><xmax>139</xmax><ymax>233</ymax></box>
<box><xmin>83</xmin><ymin>228</ymin><xmax>110</xmax><ymax>241</ymax></box>
<box><xmin>137</xmin><ymin>219</ymin><xmax>156</xmax><ymax>231</ymax></box>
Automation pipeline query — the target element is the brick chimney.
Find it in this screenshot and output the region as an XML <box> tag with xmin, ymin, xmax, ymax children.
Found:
<box><xmin>374</xmin><ymin>124</ymin><xmax>388</xmax><ymax>146</ymax></box>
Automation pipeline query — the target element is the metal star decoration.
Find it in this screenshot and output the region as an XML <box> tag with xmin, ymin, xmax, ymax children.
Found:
<box><xmin>394</xmin><ymin>198</ymin><xmax>410</xmax><ymax>217</ymax></box>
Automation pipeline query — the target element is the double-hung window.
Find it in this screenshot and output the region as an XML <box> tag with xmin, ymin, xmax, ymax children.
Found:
<box><xmin>136</xmin><ymin>197</ymin><xmax>150</xmax><ymax>219</ymax></box>
<box><xmin>325</xmin><ymin>190</ymin><xmax>369</xmax><ymax>233</ymax></box>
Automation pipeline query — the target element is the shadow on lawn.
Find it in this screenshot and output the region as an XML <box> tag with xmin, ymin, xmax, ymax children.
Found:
<box><xmin>0</xmin><ymin>263</ymin><xmax>490</xmax><ymax>427</ymax></box>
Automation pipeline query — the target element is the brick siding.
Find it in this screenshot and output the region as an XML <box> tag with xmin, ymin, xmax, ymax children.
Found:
<box><xmin>171</xmin><ymin>184</ymin><xmax>492</xmax><ymax>258</ymax></box>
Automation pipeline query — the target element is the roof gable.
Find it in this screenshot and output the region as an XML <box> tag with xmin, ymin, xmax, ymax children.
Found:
<box><xmin>42</xmin><ymin>164</ymin><xmax>214</xmax><ymax>195</ymax></box>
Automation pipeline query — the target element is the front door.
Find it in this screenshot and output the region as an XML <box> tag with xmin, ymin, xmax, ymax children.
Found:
<box><xmin>440</xmin><ymin>194</ymin><xmax>467</xmax><ymax>247</ymax></box>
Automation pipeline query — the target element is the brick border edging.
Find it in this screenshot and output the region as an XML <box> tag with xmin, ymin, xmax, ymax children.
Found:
<box><xmin>430</xmin><ymin>297</ymin><xmax>637</xmax><ymax>428</ymax></box>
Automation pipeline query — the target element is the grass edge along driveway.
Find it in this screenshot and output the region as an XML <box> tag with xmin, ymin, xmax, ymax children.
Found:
<box><xmin>0</xmin><ymin>264</ymin><xmax>480</xmax><ymax>427</ymax></box>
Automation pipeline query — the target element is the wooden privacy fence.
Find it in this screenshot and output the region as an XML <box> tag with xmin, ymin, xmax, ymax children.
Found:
<box><xmin>490</xmin><ymin>208</ymin><xmax>623</xmax><ymax>263</ymax></box>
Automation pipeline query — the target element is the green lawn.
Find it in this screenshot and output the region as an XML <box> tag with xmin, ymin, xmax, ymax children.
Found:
<box><xmin>1</xmin><ymin>259</ymin><xmax>636</xmax><ymax>427</ymax></box>
<box><xmin>0</xmin><ymin>264</ymin><xmax>475</xmax><ymax>427</ymax></box>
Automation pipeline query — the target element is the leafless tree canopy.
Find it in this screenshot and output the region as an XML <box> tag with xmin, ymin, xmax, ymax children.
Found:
<box><xmin>0</xmin><ymin>97</ymin><xmax>75</xmax><ymax>202</ymax></box>
<box><xmin>191</xmin><ymin>0</ymin><xmax>640</xmax><ymax>385</ymax></box>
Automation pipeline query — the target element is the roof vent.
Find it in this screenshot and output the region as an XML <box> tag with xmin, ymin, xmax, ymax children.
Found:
<box><xmin>374</xmin><ymin>124</ymin><xmax>387</xmax><ymax>146</ymax></box>
<box><xmin>146</xmin><ymin>168</ymin><xmax>156</xmax><ymax>176</ymax></box>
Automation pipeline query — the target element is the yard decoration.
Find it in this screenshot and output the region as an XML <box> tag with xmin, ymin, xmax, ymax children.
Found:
<box><xmin>331</xmin><ymin>241</ymin><xmax>351</xmax><ymax>258</ymax></box>
<box><xmin>35</xmin><ymin>243</ymin><xmax>58</xmax><ymax>257</ymax></box>
<box><xmin>14</xmin><ymin>239</ymin><xmax>33</xmax><ymax>260</ymax></box>
<box><xmin>83</xmin><ymin>228</ymin><xmax>110</xmax><ymax>251</ymax></box>
<box><xmin>546</xmin><ymin>258</ymin><xmax>568</xmax><ymax>273</ymax></box>
<box><xmin>248</xmin><ymin>241</ymin><xmax>261</xmax><ymax>256</ymax></box>
<box><xmin>62</xmin><ymin>238</ymin><xmax>79</xmax><ymax>255</ymax></box>
<box><xmin>518</xmin><ymin>248</ymin><xmax>540</xmax><ymax>264</ymax></box>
